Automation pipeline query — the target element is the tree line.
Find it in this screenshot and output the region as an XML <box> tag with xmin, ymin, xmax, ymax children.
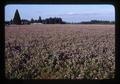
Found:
<box><xmin>5</xmin><ymin>9</ymin><xmax>115</xmax><ymax>25</ymax></box>
<box><xmin>5</xmin><ymin>17</ymin><xmax>66</xmax><ymax>25</ymax></box>
<box><xmin>5</xmin><ymin>9</ymin><xmax>66</xmax><ymax>25</ymax></box>
<box><xmin>80</xmin><ymin>20</ymin><xmax>115</xmax><ymax>24</ymax></box>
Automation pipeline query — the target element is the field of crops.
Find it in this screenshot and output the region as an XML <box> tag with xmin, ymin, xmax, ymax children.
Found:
<box><xmin>5</xmin><ymin>24</ymin><xmax>115</xmax><ymax>79</ymax></box>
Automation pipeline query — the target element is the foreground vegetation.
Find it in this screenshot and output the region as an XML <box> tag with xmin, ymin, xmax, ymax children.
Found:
<box><xmin>5</xmin><ymin>24</ymin><xmax>115</xmax><ymax>79</ymax></box>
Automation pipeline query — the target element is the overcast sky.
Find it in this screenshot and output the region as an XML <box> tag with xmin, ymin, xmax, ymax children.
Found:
<box><xmin>5</xmin><ymin>4</ymin><xmax>115</xmax><ymax>22</ymax></box>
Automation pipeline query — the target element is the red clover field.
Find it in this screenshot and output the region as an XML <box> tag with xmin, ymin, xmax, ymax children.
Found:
<box><xmin>5</xmin><ymin>24</ymin><xmax>115</xmax><ymax>79</ymax></box>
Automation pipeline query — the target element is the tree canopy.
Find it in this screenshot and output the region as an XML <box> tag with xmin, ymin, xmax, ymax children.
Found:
<box><xmin>13</xmin><ymin>9</ymin><xmax>21</xmax><ymax>24</ymax></box>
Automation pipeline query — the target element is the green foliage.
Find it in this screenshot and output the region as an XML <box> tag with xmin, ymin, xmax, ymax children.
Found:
<box><xmin>13</xmin><ymin>9</ymin><xmax>21</xmax><ymax>24</ymax></box>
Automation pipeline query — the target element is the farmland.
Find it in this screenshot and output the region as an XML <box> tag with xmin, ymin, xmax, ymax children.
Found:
<box><xmin>5</xmin><ymin>24</ymin><xmax>115</xmax><ymax>79</ymax></box>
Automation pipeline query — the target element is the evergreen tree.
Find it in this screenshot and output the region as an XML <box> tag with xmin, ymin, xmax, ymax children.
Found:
<box><xmin>38</xmin><ymin>16</ymin><xmax>42</xmax><ymax>23</ymax></box>
<box><xmin>13</xmin><ymin>9</ymin><xmax>21</xmax><ymax>24</ymax></box>
<box><xmin>31</xmin><ymin>18</ymin><xmax>34</xmax><ymax>23</ymax></box>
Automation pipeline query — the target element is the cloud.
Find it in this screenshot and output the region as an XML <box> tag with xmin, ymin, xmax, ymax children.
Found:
<box><xmin>66</xmin><ymin>12</ymin><xmax>79</xmax><ymax>15</ymax></box>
